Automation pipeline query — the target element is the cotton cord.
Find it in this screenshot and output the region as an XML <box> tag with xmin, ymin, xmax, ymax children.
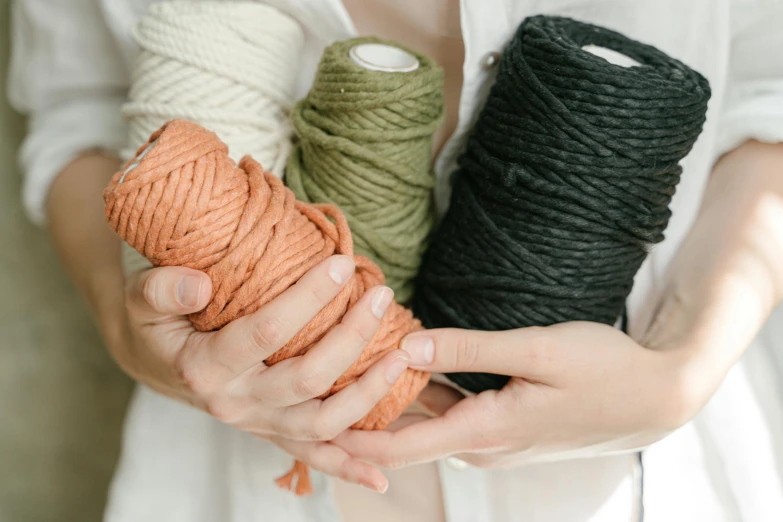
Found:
<box><xmin>120</xmin><ymin>0</ymin><xmax>304</xmax><ymax>276</ymax></box>
<box><xmin>104</xmin><ymin>119</ymin><xmax>430</xmax><ymax>495</ymax></box>
<box><xmin>286</xmin><ymin>37</ymin><xmax>444</xmax><ymax>303</ymax></box>
<box><xmin>414</xmin><ymin>16</ymin><xmax>711</xmax><ymax>392</ymax></box>
<box><xmin>122</xmin><ymin>0</ymin><xmax>302</xmax><ymax>172</ymax></box>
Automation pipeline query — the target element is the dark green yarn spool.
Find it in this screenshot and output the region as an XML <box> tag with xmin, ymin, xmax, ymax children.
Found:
<box><xmin>413</xmin><ymin>16</ymin><xmax>711</xmax><ymax>393</ymax></box>
<box><xmin>286</xmin><ymin>37</ymin><xmax>445</xmax><ymax>303</ymax></box>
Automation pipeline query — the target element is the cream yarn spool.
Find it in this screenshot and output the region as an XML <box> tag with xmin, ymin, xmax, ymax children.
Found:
<box><xmin>121</xmin><ymin>1</ymin><xmax>304</xmax><ymax>275</ymax></box>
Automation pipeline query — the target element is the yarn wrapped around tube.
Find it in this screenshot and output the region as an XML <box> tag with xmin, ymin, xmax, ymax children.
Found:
<box><xmin>104</xmin><ymin>119</ymin><xmax>430</xmax><ymax>494</ymax></box>
<box><xmin>414</xmin><ymin>16</ymin><xmax>711</xmax><ymax>392</ymax></box>
<box><xmin>123</xmin><ymin>0</ymin><xmax>302</xmax><ymax>172</ymax></box>
<box><xmin>286</xmin><ymin>38</ymin><xmax>444</xmax><ymax>303</ymax></box>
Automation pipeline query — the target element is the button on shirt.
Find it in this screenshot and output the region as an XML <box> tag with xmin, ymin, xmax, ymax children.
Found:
<box><xmin>9</xmin><ymin>1</ymin><xmax>783</xmax><ymax>521</ymax></box>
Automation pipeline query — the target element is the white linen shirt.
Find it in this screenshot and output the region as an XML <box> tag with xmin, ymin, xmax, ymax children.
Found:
<box><xmin>9</xmin><ymin>1</ymin><xmax>783</xmax><ymax>521</ymax></box>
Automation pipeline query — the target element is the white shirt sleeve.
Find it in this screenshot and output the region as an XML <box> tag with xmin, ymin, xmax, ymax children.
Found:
<box><xmin>716</xmin><ymin>0</ymin><xmax>783</xmax><ymax>159</ymax></box>
<box><xmin>8</xmin><ymin>0</ymin><xmax>130</xmax><ymax>226</ymax></box>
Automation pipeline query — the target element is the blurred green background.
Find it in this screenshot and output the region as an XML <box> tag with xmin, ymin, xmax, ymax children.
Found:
<box><xmin>0</xmin><ymin>1</ymin><xmax>134</xmax><ymax>520</ymax></box>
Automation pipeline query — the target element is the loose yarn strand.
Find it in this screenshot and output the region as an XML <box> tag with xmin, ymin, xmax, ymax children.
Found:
<box><xmin>286</xmin><ymin>38</ymin><xmax>445</xmax><ymax>303</ymax></box>
<box><xmin>414</xmin><ymin>16</ymin><xmax>711</xmax><ymax>392</ymax></box>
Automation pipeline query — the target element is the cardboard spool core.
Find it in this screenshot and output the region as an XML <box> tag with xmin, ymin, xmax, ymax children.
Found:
<box><xmin>582</xmin><ymin>44</ymin><xmax>641</xmax><ymax>68</ymax></box>
<box><xmin>349</xmin><ymin>43</ymin><xmax>420</xmax><ymax>73</ymax></box>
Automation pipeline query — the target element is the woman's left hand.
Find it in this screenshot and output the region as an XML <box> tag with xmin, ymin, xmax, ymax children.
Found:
<box><xmin>334</xmin><ymin>141</ymin><xmax>783</xmax><ymax>470</ymax></box>
<box><xmin>332</xmin><ymin>321</ymin><xmax>703</xmax><ymax>469</ymax></box>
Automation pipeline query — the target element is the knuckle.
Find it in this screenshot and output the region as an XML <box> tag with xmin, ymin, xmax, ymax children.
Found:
<box><xmin>337</xmin><ymin>321</ymin><xmax>375</xmax><ymax>348</ymax></box>
<box><xmin>205</xmin><ymin>396</ymin><xmax>243</xmax><ymax>424</ymax></box>
<box><xmin>292</xmin><ymin>424</ymin><xmax>327</xmax><ymax>442</ymax></box>
<box><xmin>454</xmin><ymin>335</ymin><xmax>481</xmax><ymax>370</ymax></box>
<box><xmin>296</xmin><ymin>280</ymin><xmax>329</xmax><ymax>313</ymax></box>
<box><xmin>141</xmin><ymin>273</ymin><xmax>161</xmax><ymax>310</ymax></box>
<box><xmin>298</xmin><ymin>429</ymin><xmax>322</xmax><ymax>443</ymax></box>
<box><xmin>378</xmin><ymin>454</ymin><xmax>406</xmax><ymax>470</ymax></box>
<box><xmin>174</xmin><ymin>351</ymin><xmax>210</xmax><ymax>396</ymax></box>
<box><xmin>524</xmin><ymin>327</ymin><xmax>554</xmax><ymax>371</ymax></box>
<box><xmin>310</xmin><ymin>414</ymin><xmax>340</xmax><ymax>441</ymax></box>
<box><xmin>350</xmin><ymin>318</ymin><xmax>378</xmax><ymax>345</ymax></box>
<box><xmin>460</xmin><ymin>396</ymin><xmax>505</xmax><ymax>450</ymax></box>
<box><xmin>251</xmin><ymin>315</ymin><xmax>286</xmax><ymax>351</ymax></box>
<box><xmin>301</xmin><ymin>443</ymin><xmax>325</xmax><ymax>468</ymax></box>
<box><xmin>335</xmin><ymin>459</ymin><xmax>354</xmax><ymax>482</ymax></box>
<box><xmin>292</xmin><ymin>368</ymin><xmax>332</xmax><ymax>400</ymax></box>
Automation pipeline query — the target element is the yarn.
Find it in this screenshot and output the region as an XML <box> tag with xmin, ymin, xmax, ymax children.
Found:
<box><xmin>286</xmin><ymin>37</ymin><xmax>444</xmax><ymax>303</ymax></box>
<box><xmin>123</xmin><ymin>1</ymin><xmax>302</xmax><ymax>173</ymax></box>
<box><xmin>104</xmin><ymin>119</ymin><xmax>430</xmax><ymax>494</ymax></box>
<box><xmin>120</xmin><ymin>0</ymin><xmax>303</xmax><ymax>276</ymax></box>
<box><xmin>414</xmin><ymin>16</ymin><xmax>711</xmax><ymax>392</ymax></box>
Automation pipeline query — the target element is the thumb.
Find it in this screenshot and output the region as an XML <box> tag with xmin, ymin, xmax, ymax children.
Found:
<box><xmin>400</xmin><ymin>327</ymin><xmax>557</xmax><ymax>382</ymax></box>
<box><xmin>126</xmin><ymin>266</ymin><xmax>212</xmax><ymax>318</ymax></box>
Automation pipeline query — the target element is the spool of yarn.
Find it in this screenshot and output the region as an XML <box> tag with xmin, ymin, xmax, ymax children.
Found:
<box><xmin>123</xmin><ymin>0</ymin><xmax>302</xmax><ymax>170</ymax></box>
<box><xmin>414</xmin><ymin>16</ymin><xmax>711</xmax><ymax>392</ymax></box>
<box><xmin>104</xmin><ymin>119</ymin><xmax>430</xmax><ymax>494</ymax></box>
<box><xmin>120</xmin><ymin>1</ymin><xmax>304</xmax><ymax>275</ymax></box>
<box><xmin>286</xmin><ymin>37</ymin><xmax>444</xmax><ymax>303</ymax></box>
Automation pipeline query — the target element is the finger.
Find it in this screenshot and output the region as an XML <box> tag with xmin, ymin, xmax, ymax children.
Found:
<box><xmin>400</xmin><ymin>327</ymin><xmax>557</xmax><ymax>381</ymax></box>
<box><xmin>332</xmin><ymin>393</ymin><xmax>500</xmax><ymax>468</ymax></box>
<box><xmin>248</xmin><ymin>285</ymin><xmax>394</xmax><ymax>406</ymax></box>
<box><xmin>267</xmin><ymin>350</ymin><xmax>409</xmax><ymax>440</ymax></box>
<box><xmin>416</xmin><ymin>383</ymin><xmax>465</xmax><ymax>416</ymax></box>
<box><xmin>270</xmin><ymin>437</ymin><xmax>388</xmax><ymax>493</ymax></box>
<box><xmin>199</xmin><ymin>255</ymin><xmax>356</xmax><ymax>377</ymax></box>
<box><xmin>126</xmin><ymin>266</ymin><xmax>212</xmax><ymax>321</ymax></box>
<box><xmin>385</xmin><ymin>413</ymin><xmax>432</xmax><ymax>432</ymax></box>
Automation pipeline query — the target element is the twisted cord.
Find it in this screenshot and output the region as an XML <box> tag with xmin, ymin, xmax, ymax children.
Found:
<box><xmin>122</xmin><ymin>1</ymin><xmax>303</xmax><ymax>175</ymax></box>
<box><xmin>286</xmin><ymin>38</ymin><xmax>444</xmax><ymax>302</ymax></box>
<box><xmin>414</xmin><ymin>16</ymin><xmax>711</xmax><ymax>392</ymax></box>
<box><xmin>120</xmin><ymin>0</ymin><xmax>304</xmax><ymax>276</ymax></box>
<box><xmin>106</xmin><ymin>120</ymin><xmax>429</xmax><ymax>432</ymax></box>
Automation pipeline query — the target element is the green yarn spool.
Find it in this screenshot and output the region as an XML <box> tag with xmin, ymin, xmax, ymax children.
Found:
<box><xmin>286</xmin><ymin>37</ymin><xmax>444</xmax><ymax>302</ymax></box>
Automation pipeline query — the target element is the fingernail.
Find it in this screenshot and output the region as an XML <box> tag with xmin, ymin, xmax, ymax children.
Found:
<box><xmin>371</xmin><ymin>286</ymin><xmax>394</xmax><ymax>319</ymax></box>
<box><xmin>386</xmin><ymin>355</ymin><xmax>409</xmax><ymax>384</ymax></box>
<box><xmin>401</xmin><ymin>336</ymin><xmax>434</xmax><ymax>366</ymax></box>
<box><xmin>177</xmin><ymin>275</ymin><xmax>202</xmax><ymax>307</ymax></box>
<box><xmin>328</xmin><ymin>256</ymin><xmax>355</xmax><ymax>285</ymax></box>
<box><xmin>360</xmin><ymin>478</ymin><xmax>388</xmax><ymax>493</ymax></box>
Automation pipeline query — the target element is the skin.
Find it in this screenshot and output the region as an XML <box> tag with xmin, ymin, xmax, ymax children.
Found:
<box><xmin>49</xmin><ymin>139</ymin><xmax>783</xmax><ymax>494</ymax></box>
<box><xmin>332</xmin><ymin>0</ymin><xmax>783</xmax><ymax>473</ymax></box>
<box><xmin>46</xmin><ymin>153</ymin><xmax>410</xmax><ymax>493</ymax></box>
<box><xmin>43</xmin><ymin>8</ymin><xmax>783</xmax><ymax>488</ymax></box>
<box><xmin>330</xmin><ymin>140</ymin><xmax>783</xmax><ymax>470</ymax></box>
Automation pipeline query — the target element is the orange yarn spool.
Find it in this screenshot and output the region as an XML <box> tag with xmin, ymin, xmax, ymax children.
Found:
<box><xmin>104</xmin><ymin>119</ymin><xmax>430</xmax><ymax>494</ymax></box>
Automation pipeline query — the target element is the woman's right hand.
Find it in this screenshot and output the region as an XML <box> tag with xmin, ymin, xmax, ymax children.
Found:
<box><xmin>112</xmin><ymin>254</ymin><xmax>407</xmax><ymax>493</ymax></box>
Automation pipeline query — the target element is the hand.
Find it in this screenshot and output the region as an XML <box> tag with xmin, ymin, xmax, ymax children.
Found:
<box><xmin>112</xmin><ymin>255</ymin><xmax>409</xmax><ymax>492</ymax></box>
<box><xmin>333</xmin><ymin>322</ymin><xmax>700</xmax><ymax>470</ymax></box>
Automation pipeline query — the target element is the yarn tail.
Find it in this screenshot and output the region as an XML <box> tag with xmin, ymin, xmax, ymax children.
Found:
<box><xmin>275</xmin><ymin>460</ymin><xmax>313</xmax><ymax>496</ymax></box>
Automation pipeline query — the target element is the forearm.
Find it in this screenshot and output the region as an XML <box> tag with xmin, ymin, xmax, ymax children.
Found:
<box><xmin>46</xmin><ymin>152</ymin><xmax>126</xmax><ymax>351</ymax></box>
<box><xmin>637</xmin><ymin>140</ymin><xmax>783</xmax><ymax>403</ymax></box>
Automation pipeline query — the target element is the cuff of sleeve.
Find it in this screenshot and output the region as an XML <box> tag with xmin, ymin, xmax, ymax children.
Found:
<box><xmin>715</xmin><ymin>91</ymin><xmax>783</xmax><ymax>160</ymax></box>
<box><xmin>20</xmin><ymin>96</ymin><xmax>127</xmax><ymax>226</ymax></box>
